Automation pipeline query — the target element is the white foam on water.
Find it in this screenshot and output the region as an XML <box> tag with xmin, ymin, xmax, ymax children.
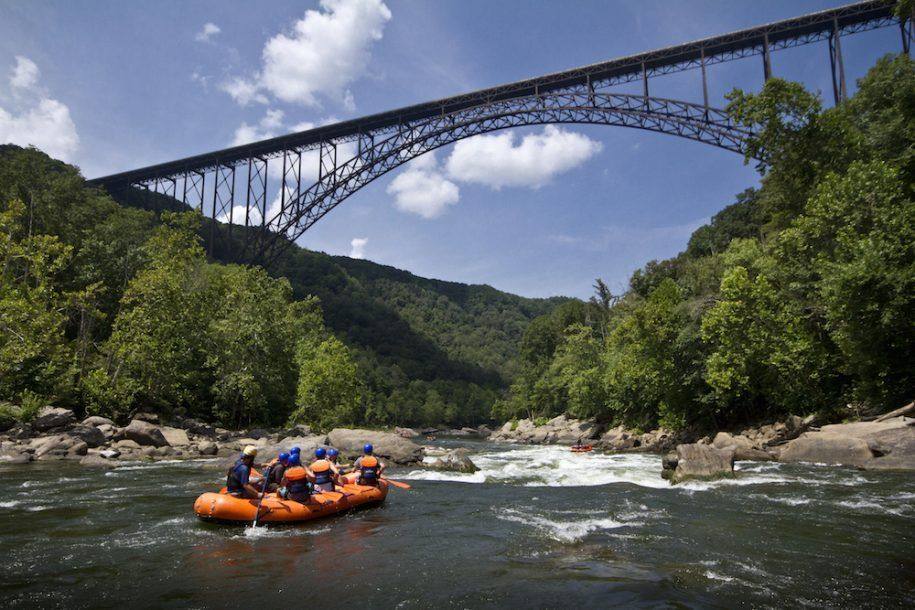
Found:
<box><xmin>495</xmin><ymin>506</ymin><xmax>630</xmax><ymax>543</ymax></box>
<box><xmin>26</xmin><ymin>505</ymin><xmax>51</xmax><ymax>512</ymax></box>
<box><xmin>239</xmin><ymin>525</ymin><xmax>331</xmax><ymax>539</ymax></box>
<box><xmin>404</xmin><ymin>446</ymin><xmax>673</xmax><ymax>488</ymax></box>
<box><xmin>402</xmin><ymin>445</ymin><xmax>871</xmax><ymax>493</ymax></box>
<box><xmin>762</xmin><ymin>496</ymin><xmax>812</xmax><ymax>506</ymax></box>
<box><xmin>705</xmin><ymin>570</ymin><xmax>736</xmax><ymax>583</ymax></box>
<box><xmin>0</xmin><ymin>500</ymin><xmax>21</xmax><ymax>508</ymax></box>
<box><xmin>835</xmin><ymin>499</ymin><xmax>908</xmax><ymax>516</ymax></box>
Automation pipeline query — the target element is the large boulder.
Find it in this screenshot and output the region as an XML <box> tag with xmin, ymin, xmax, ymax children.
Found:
<box><xmin>779</xmin><ymin>436</ymin><xmax>874</xmax><ymax>468</ymax></box>
<box><xmin>326</xmin><ymin>428</ymin><xmax>423</xmax><ymax>464</ymax></box>
<box><xmin>30</xmin><ymin>435</ymin><xmax>88</xmax><ymax>459</ymax></box>
<box><xmin>68</xmin><ymin>425</ymin><xmax>107</xmax><ymax>448</ymax></box>
<box><xmin>599</xmin><ymin>426</ymin><xmax>639</xmax><ymax>451</ymax></box>
<box><xmin>429</xmin><ymin>448</ymin><xmax>479</xmax><ymax>473</ymax></box>
<box><xmin>159</xmin><ymin>426</ymin><xmax>191</xmax><ymax>447</ymax></box>
<box><xmin>779</xmin><ymin>417</ymin><xmax>915</xmax><ymax>470</ymax></box>
<box><xmin>132</xmin><ymin>412</ymin><xmax>159</xmax><ymax>424</ymax></box>
<box><xmin>81</xmin><ymin>416</ymin><xmax>115</xmax><ymax>428</ymax></box>
<box><xmin>31</xmin><ymin>407</ymin><xmax>76</xmax><ymax>432</ymax></box>
<box><xmin>666</xmin><ymin>443</ymin><xmax>735</xmax><ymax>484</ymax></box>
<box><xmin>395</xmin><ymin>426</ymin><xmax>418</xmax><ymax>438</ymax></box>
<box><xmin>713</xmin><ymin>431</ymin><xmax>776</xmax><ymax>461</ymax></box>
<box><xmin>123</xmin><ymin>419</ymin><xmax>168</xmax><ymax>447</ymax></box>
<box><xmin>182</xmin><ymin>419</ymin><xmax>216</xmax><ymax>438</ymax></box>
<box><xmin>196</xmin><ymin>441</ymin><xmax>218</xmax><ymax>456</ymax></box>
<box><xmin>257</xmin><ymin>435</ymin><xmax>327</xmax><ymax>461</ymax></box>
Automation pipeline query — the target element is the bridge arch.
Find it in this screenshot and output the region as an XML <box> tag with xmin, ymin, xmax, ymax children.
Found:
<box><xmin>259</xmin><ymin>90</ymin><xmax>752</xmax><ymax>262</ymax></box>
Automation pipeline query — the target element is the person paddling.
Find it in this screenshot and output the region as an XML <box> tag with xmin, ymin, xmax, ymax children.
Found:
<box><xmin>327</xmin><ymin>447</ymin><xmax>347</xmax><ymax>475</ymax></box>
<box><xmin>264</xmin><ymin>452</ymin><xmax>291</xmax><ymax>492</ymax></box>
<box><xmin>226</xmin><ymin>446</ymin><xmax>261</xmax><ymax>499</ymax></box>
<box><xmin>353</xmin><ymin>444</ymin><xmax>385</xmax><ymax>486</ymax></box>
<box><xmin>309</xmin><ymin>447</ymin><xmax>339</xmax><ymax>493</ymax></box>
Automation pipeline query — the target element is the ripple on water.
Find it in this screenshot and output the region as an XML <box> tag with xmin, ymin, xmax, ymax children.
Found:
<box><xmin>493</xmin><ymin>501</ymin><xmax>655</xmax><ymax>544</ymax></box>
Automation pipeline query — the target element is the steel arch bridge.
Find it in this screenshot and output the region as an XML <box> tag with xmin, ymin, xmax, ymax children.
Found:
<box><xmin>88</xmin><ymin>0</ymin><xmax>911</xmax><ymax>266</ymax></box>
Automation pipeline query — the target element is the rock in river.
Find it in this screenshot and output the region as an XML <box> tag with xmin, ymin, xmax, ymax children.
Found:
<box><xmin>31</xmin><ymin>407</ymin><xmax>76</xmax><ymax>432</ymax></box>
<box><xmin>123</xmin><ymin>419</ymin><xmax>168</xmax><ymax>447</ymax></box>
<box><xmin>68</xmin><ymin>425</ymin><xmax>107</xmax><ymax>448</ymax></box>
<box><xmin>779</xmin><ymin>417</ymin><xmax>915</xmax><ymax>470</ymax></box>
<box><xmin>429</xmin><ymin>448</ymin><xmax>479</xmax><ymax>473</ymax></box>
<box><xmin>326</xmin><ymin>428</ymin><xmax>423</xmax><ymax>464</ymax></box>
<box><xmin>664</xmin><ymin>443</ymin><xmax>735</xmax><ymax>484</ymax></box>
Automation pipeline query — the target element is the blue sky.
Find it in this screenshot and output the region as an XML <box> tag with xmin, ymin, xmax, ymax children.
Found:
<box><xmin>0</xmin><ymin>0</ymin><xmax>905</xmax><ymax>298</ymax></box>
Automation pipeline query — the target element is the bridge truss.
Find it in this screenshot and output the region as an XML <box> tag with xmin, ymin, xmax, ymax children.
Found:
<box><xmin>87</xmin><ymin>0</ymin><xmax>909</xmax><ymax>265</ymax></box>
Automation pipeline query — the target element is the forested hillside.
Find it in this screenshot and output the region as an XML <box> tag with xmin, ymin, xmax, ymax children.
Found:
<box><xmin>0</xmin><ymin>144</ymin><xmax>563</xmax><ymax>429</ymax></box>
<box><xmin>496</xmin><ymin>54</ymin><xmax>915</xmax><ymax>430</ymax></box>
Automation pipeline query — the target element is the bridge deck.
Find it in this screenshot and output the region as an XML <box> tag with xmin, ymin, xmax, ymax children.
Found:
<box><xmin>88</xmin><ymin>0</ymin><xmax>897</xmax><ymax>187</ymax></box>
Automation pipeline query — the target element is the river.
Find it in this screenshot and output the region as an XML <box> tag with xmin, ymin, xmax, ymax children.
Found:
<box><xmin>1</xmin><ymin>440</ymin><xmax>912</xmax><ymax>608</ymax></box>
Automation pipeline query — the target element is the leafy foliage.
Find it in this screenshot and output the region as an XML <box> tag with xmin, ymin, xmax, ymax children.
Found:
<box><xmin>499</xmin><ymin>54</ymin><xmax>915</xmax><ymax>428</ymax></box>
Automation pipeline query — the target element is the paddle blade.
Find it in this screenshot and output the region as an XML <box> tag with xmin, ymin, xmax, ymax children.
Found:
<box><xmin>382</xmin><ymin>478</ymin><xmax>411</xmax><ymax>490</ymax></box>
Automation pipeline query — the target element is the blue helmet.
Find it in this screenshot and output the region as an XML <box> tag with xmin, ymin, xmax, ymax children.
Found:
<box><xmin>315</xmin><ymin>447</ymin><xmax>327</xmax><ymax>459</ymax></box>
<box><xmin>363</xmin><ymin>444</ymin><xmax>373</xmax><ymax>454</ymax></box>
<box><xmin>328</xmin><ymin>448</ymin><xmax>339</xmax><ymax>458</ymax></box>
<box><xmin>290</xmin><ymin>446</ymin><xmax>301</xmax><ymax>454</ymax></box>
<box><xmin>279</xmin><ymin>452</ymin><xmax>290</xmax><ymax>464</ymax></box>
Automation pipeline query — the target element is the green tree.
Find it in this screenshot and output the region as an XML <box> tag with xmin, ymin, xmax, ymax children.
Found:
<box><xmin>289</xmin><ymin>335</ymin><xmax>362</xmax><ymax>431</ymax></box>
<box><xmin>0</xmin><ymin>200</ymin><xmax>73</xmax><ymax>402</ymax></box>
<box><xmin>604</xmin><ymin>279</ymin><xmax>699</xmax><ymax>428</ymax></box>
<box><xmin>782</xmin><ymin>160</ymin><xmax>914</xmax><ymax>407</ymax></box>
<box><xmin>88</xmin><ymin>212</ymin><xmax>215</xmax><ymax>418</ymax></box>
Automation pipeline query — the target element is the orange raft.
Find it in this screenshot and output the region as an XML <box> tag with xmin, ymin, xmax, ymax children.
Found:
<box><xmin>194</xmin><ymin>479</ymin><xmax>388</xmax><ymax>525</ymax></box>
<box><xmin>570</xmin><ymin>445</ymin><xmax>593</xmax><ymax>453</ymax></box>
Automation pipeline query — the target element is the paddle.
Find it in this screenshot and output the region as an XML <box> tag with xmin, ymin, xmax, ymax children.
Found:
<box><xmin>251</xmin><ymin>464</ymin><xmax>274</xmax><ymax>529</ymax></box>
<box><xmin>381</xmin><ymin>477</ymin><xmax>411</xmax><ymax>490</ymax></box>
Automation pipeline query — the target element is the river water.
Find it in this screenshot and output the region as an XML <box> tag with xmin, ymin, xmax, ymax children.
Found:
<box><xmin>1</xmin><ymin>440</ymin><xmax>912</xmax><ymax>608</ymax></box>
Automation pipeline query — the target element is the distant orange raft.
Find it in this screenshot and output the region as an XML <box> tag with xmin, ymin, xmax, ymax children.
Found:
<box><xmin>193</xmin><ymin>479</ymin><xmax>388</xmax><ymax>525</ymax></box>
<box><xmin>570</xmin><ymin>445</ymin><xmax>593</xmax><ymax>453</ymax></box>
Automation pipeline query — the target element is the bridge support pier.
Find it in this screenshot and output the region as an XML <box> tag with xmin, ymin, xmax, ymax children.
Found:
<box><xmin>829</xmin><ymin>17</ymin><xmax>848</xmax><ymax>105</ymax></box>
<box><xmin>903</xmin><ymin>7</ymin><xmax>914</xmax><ymax>55</ymax></box>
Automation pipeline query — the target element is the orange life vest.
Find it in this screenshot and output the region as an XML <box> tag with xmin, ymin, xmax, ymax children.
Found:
<box><xmin>311</xmin><ymin>459</ymin><xmax>331</xmax><ymax>473</ymax></box>
<box><xmin>284</xmin><ymin>466</ymin><xmax>307</xmax><ymax>481</ymax></box>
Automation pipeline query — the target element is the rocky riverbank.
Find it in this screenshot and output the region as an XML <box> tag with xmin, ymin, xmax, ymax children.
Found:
<box><xmin>0</xmin><ymin>407</ymin><xmax>425</xmax><ymax>468</ymax></box>
<box><xmin>487</xmin><ymin>409</ymin><xmax>915</xmax><ymax>482</ymax></box>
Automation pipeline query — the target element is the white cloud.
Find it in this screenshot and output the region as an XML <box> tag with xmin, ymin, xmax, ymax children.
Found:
<box><xmin>10</xmin><ymin>56</ymin><xmax>39</xmax><ymax>90</ymax></box>
<box><xmin>446</xmin><ymin>126</ymin><xmax>602</xmax><ymax>190</ymax></box>
<box><xmin>0</xmin><ymin>57</ymin><xmax>79</xmax><ymax>162</ymax></box>
<box><xmin>387</xmin><ymin>152</ymin><xmax>459</xmax><ymax>219</ymax></box>
<box><xmin>224</xmin><ymin>0</ymin><xmax>391</xmax><ymax>109</ymax></box>
<box><xmin>231</xmin><ymin>108</ymin><xmax>285</xmax><ymax>146</ymax></box>
<box><xmin>195</xmin><ymin>22</ymin><xmax>221</xmax><ymax>43</ymax></box>
<box><xmin>216</xmin><ymin>204</ymin><xmax>262</xmax><ymax>226</ymax></box>
<box><xmin>349</xmin><ymin>237</ymin><xmax>368</xmax><ymax>258</ymax></box>
<box><xmin>220</xmin><ymin>76</ymin><xmax>268</xmax><ymax>106</ymax></box>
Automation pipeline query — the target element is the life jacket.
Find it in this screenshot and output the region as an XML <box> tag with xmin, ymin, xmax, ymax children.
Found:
<box><xmin>226</xmin><ymin>459</ymin><xmax>249</xmax><ymax>493</ymax></box>
<box><xmin>284</xmin><ymin>466</ymin><xmax>310</xmax><ymax>496</ymax></box>
<box><xmin>311</xmin><ymin>459</ymin><xmax>333</xmax><ymax>485</ymax></box>
<box><xmin>359</xmin><ymin>455</ymin><xmax>379</xmax><ymax>484</ymax></box>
